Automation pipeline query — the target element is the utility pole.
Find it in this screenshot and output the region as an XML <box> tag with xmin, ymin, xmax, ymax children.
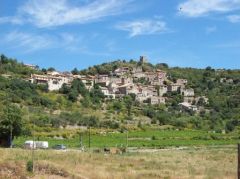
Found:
<box><xmin>126</xmin><ymin>121</ymin><xmax>129</xmax><ymax>152</ymax></box>
<box><xmin>10</xmin><ymin>124</ymin><xmax>12</xmax><ymax>148</ymax></box>
<box><xmin>31</xmin><ymin>109</ymin><xmax>35</xmax><ymax>173</ymax></box>
<box><xmin>88</xmin><ymin>126</ymin><xmax>91</xmax><ymax>149</ymax></box>
<box><xmin>80</xmin><ymin>132</ymin><xmax>83</xmax><ymax>149</ymax></box>
<box><xmin>126</xmin><ymin>129</ymin><xmax>129</xmax><ymax>149</ymax></box>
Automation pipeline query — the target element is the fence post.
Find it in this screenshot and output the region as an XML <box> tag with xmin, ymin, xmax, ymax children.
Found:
<box><xmin>238</xmin><ymin>144</ymin><xmax>240</xmax><ymax>179</ymax></box>
<box><xmin>88</xmin><ymin>126</ymin><xmax>91</xmax><ymax>149</ymax></box>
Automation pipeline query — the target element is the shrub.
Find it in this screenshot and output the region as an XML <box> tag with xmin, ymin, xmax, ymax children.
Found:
<box><xmin>151</xmin><ymin>135</ymin><xmax>157</xmax><ymax>140</ymax></box>
<box><xmin>26</xmin><ymin>160</ymin><xmax>33</xmax><ymax>172</ymax></box>
<box><xmin>100</xmin><ymin>120</ymin><xmax>120</xmax><ymax>129</ymax></box>
<box><xmin>62</xmin><ymin>133</ymin><xmax>68</xmax><ymax>139</ymax></box>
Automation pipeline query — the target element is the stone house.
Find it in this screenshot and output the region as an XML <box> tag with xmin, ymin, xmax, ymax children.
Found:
<box><xmin>136</xmin><ymin>95</ymin><xmax>147</xmax><ymax>103</ymax></box>
<box><xmin>181</xmin><ymin>88</ymin><xmax>195</xmax><ymax>103</ymax></box>
<box><xmin>47</xmin><ymin>71</ymin><xmax>60</xmax><ymax>76</ymax></box>
<box><xmin>145</xmin><ymin>72</ymin><xmax>156</xmax><ymax>82</ymax></box>
<box><xmin>95</xmin><ymin>74</ymin><xmax>110</xmax><ymax>87</ymax></box>
<box><xmin>156</xmin><ymin>70</ymin><xmax>167</xmax><ymax>80</ymax></box>
<box><xmin>132</xmin><ymin>72</ymin><xmax>146</xmax><ymax>79</ymax></box>
<box><xmin>132</xmin><ymin>85</ymin><xmax>157</xmax><ymax>103</ymax></box>
<box><xmin>181</xmin><ymin>88</ymin><xmax>194</xmax><ymax>97</ymax></box>
<box><xmin>110</xmin><ymin>77</ymin><xmax>122</xmax><ymax>85</ymax></box>
<box><xmin>30</xmin><ymin>74</ymin><xmax>72</xmax><ymax>91</ymax></box>
<box><xmin>150</xmin><ymin>76</ymin><xmax>166</xmax><ymax>85</ymax></box>
<box><xmin>140</xmin><ymin>85</ymin><xmax>158</xmax><ymax>98</ymax></box>
<box><xmin>114</xmin><ymin>67</ymin><xmax>130</xmax><ymax>76</ymax></box>
<box><xmin>176</xmin><ymin>79</ymin><xmax>188</xmax><ymax>85</ymax></box>
<box><xmin>117</xmin><ymin>84</ymin><xmax>133</xmax><ymax>95</ymax></box>
<box><xmin>167</xmin><ymin>83</ymin><xmax>182</xmax><ymax>92</ymax></box>
<box><xmin>149</xmin><ymin>96</ymin><xmax>166</xmax><ymax>105</ymax></box>
<box><xmin>159</xmin><ymin>85</ymin><xmax>168</xmax><ymax>96</ymax></box>
<box><xmin>132</xmin><ymin>67</ymin><xmax>143</xmax><ymax>73</ymax></box>
<box><xmin>100</xmin><ymin>86</ymin><xmax>115</xmax><ymax>99</ymax></box>
<box><xmin>24</xmin><ymin>64</ymin><xmax>38</xmax><ymax>70</ymax></box>
<box><xmin>121</xmin><ymin>77</ymin><xmax>133</xmax><ymax>85</ymax></box>
<box><xmin>195</xmin><ymin>96</ymin><xmax>209</xmax><ymax>105</ymax></box>
<box><xmin>183</xmin><ymin>96</ymin><xmax>195</xmax><ymax>104</ymax></box>
<box><xmin>179</xmin><ymin>102</ymin><xmax>198</xmax><ymax>112</ymax></box>
<box><xmin>79</xmin><ymin>76</ymin><xmax>95</xmax><ymax>90</ymax></box>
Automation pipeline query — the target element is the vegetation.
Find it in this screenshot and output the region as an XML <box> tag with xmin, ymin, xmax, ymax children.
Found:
<box><xmin>13</xmin><ymin>128</ymin><xmax>240</xmax><ymax>148</ymax></box>
<box><xmin>0</xmin><ymin>54</ymin><xmax>40</xmax><ymax>77</ymax></box>
<box><xmin>0</xmin><ymin>54</ymin><xmax>239</xmax><ymax>148</ymax></box>
<box><xmin>0</xmin><ymin>146</ymin><xmax>237</xmax><ymax>178</ymax></box>
<box><xmin>0</xmin><ymin>104</ymin><xmax>23</xmax><ymax>146</ymax></box>
<box><xmin>26</xmin><ymin>160</ymin><xmax>33</xmax><ymax>173</ymax></box>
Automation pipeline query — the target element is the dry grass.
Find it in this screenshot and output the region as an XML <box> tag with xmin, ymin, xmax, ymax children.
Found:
<box><xmin>0</xmin><ymin>146</ymin><xmax>237</xmax><ymax>179</ymax></box>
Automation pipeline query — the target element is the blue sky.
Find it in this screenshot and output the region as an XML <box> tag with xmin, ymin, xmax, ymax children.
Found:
<box><xmin>0</xmin><ymin>0</ymin><xmax>240</xmax><ymax>71</ymax></box>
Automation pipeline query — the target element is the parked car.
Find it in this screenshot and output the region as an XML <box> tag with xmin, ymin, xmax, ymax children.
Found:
<box><xmin>24</xmin><ymin>141</ymin><xmax>49</xmax><ymax>149</ymax></box>
<box><xmin>36</xmin><ymin>141</ymin><xmax>48</xmax><ymax>149</ymax></box>
<box><xmin>53</xmin><ymin>144</ymin><xmax>67</xmax><ymax>150</ymax></box>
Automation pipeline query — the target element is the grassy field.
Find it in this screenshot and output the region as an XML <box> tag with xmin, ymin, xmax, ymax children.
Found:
<box><xmin>0</xmin><ymin>146</ymin><xmax>238</xmax><ymax>178</ymax></box>
<box><xmin>13</xmin><ymin>129</ymin><xmax>240</xmax><ymax>149</ymax></box>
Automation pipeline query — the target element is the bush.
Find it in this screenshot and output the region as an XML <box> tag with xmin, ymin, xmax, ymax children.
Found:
<box><xmin>151</xmin><ymin>135</ymin><xmax>157</xmax><ymax>140</ymax></box>
<box><xmin>87</xmin><ymin>116</ymin><xmax>100</xmax><ymax>127</ymax></box>
<box><xmin>225</xmin><ymin>120</ymin><xmax>236</xmax><ymax>133</ymax></box>
<box><xmin>26</xmin><ymin>160</ymin><xmax>33</xmax><ymax>172</ymax></box>
<box><xmin>62</xmin><ymin>133</ymin><xmax>68</xmax><ymax>139</ymax></box>
<box><xmin>100</xmin><ymin>120</ymin><xmax>120</xmax><ymax>129</ymax></box>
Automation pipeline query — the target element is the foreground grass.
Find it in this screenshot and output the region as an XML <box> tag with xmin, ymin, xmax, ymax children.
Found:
<box><xmin>0</xmin><ymin>146</ymin><xmax>238</xmax><ymax>179</ymax></box>
<box><xmin>14</xmin><ymin>129</ymin><xmax>240</xmax><ymax>149</ymax></box>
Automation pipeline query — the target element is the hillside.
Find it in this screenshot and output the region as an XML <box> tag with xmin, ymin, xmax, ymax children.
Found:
<box><xmin>0</xmin><ymin>54</ymin><xmax>240</xmax><ymax>147</ymax></box>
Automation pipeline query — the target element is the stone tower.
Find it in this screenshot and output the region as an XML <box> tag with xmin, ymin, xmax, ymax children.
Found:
<box><xmin>139</xmin><ymin>56</ymin><xmax>148</xmax><ymax>63</ymax></box>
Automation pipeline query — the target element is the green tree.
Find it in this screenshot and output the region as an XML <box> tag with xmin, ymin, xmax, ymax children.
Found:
<box><xmin>112</xmin><ymin>101</ymin><xmax>123</xmax><ymax>111</ymax></box>
<box><xmin>68</xmin><ymin>90</ymin><xmax>78</xmax><ymax>102</ymax></box>
<box><xmin>59</xmin><ymin>83</ymin><xmax>71</xmax><ymax>94</ymax></box>
<box><xmin>71</xmin><ymin>68</ymin><xmax>79</xmax><ymax>75</ymax></box>
<box><xmin>123</xmin><ymin>95</ymin><xmax>133</xmax><ymax>117</ymax></box>
<box><xmin>47</xmin><ymin>67</ymin><xmax>55</xmax><ymax>72</ymax></box>
<box><xmin>90</xmin><ymin>84</ymin><xmax>105</xmax><ymax>104</ymax></box>
<box><xmin>0</xmin><ymin>104</ymin><xmax>23</xmax><ymax>147</ymax></box>
<box><xmin>72</xmin><ymin>79</ymin><xmax>88</xmax><ymax>97</ymax></box>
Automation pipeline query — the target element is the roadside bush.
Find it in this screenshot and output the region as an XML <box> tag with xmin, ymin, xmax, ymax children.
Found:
<box><xmin>26</xmin><ymin>160</ymin><xmax>33</xmax><ymax>172</ymax></box>
<box><xmin>100</xmin><ymin>120</ymin><xmax>119</xmax><ymax>129</ymax></box>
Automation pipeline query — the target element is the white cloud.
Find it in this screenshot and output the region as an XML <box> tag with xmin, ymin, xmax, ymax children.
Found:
<box><xmin>227</xmin><ymin>14</ymin><xmax>240</xmax><ymax>23</ymax></box>
<box><xmin>205</xmin><ymin>26</ymin><xmax>217</xmax><ymax>34</ymax></box>
<box><xmin>178</xmin><ymin>0</ymin><xmax>240</xmax><ymax>17</ymax></box>
<box><xmin>4</xmin><ymin>31</ymin><xmax>54</xmax><ymax>52</ymax></box>
<box><xmin>0</xmin><ymin>16</ymin><xmax>23</xmax><ymax>25</ymax></box>
<box><xmin>0</xmin><ymin>0</ymin><xmax>132</xmax><ymax>27</ymax></box>
<box><xmin>2</xmin><ymin>31</ymin><xmax>113</xmax><ymax>56</ymax></box>
<box><xmin>3</xmin><ymin>31</ymin><xmax>84</xmax><ymax>53</ymax></box>
<box><xmin>116</xmin><ymin>19</ymin><xmax>169</xmax><ymax>37</ymax></box>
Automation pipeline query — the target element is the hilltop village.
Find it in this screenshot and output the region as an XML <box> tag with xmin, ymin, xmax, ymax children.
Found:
<box><xmin>28</xmin><ymin>56</ymin><xmax>208</xmax><ymax>113</ymax></box>
<box><xmin>0</xmin><ymin>54</ymin><xmax>239</xmax><ymax>139</ymax></box>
